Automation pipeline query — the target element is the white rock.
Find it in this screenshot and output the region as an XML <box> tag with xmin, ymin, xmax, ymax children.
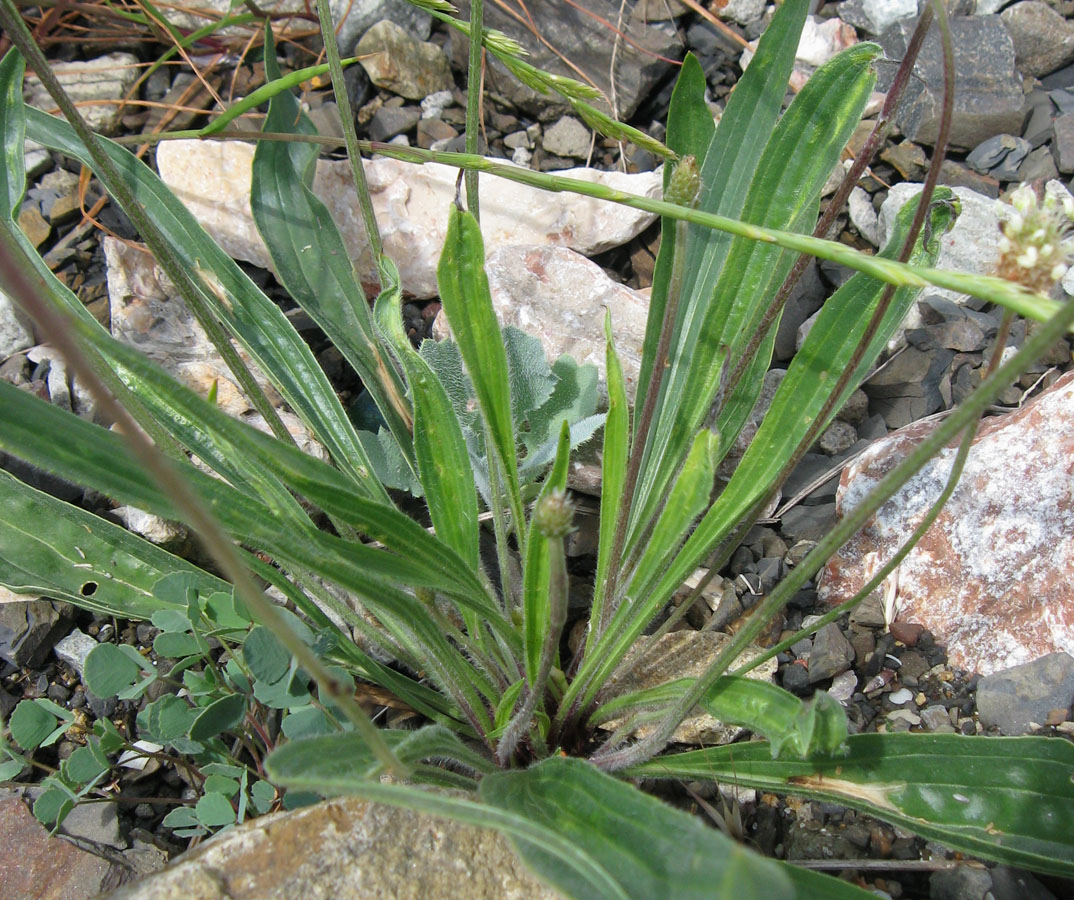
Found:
<box><xmin>114</xmin><ymin>506</ymin><xmax>188</xmax><ymax>548</ymax></box>
<box><xmin>23</xmin><ymin>53</ymin><xmax>140</xmax><ymax>134</ymax></box>
<box><xmin>743</xmin><ymin>15</ymin><xmax>858</xmax><ymax>71</ymax></box>
<box><xmin>24</xmin><ymin>345</ymin><xmax>70</xmax><ymax>411</ymax></box>
<box><xmin>879</xmin><ymin>183</ymin><xmax>1010</xmax><ymax>339</ymax></box>
<box><xmin>54</xmin><ymin>628</ymin><xmax>98</xmax><ymax>677</ymax></box>
<box><xmin>420</xmin><ymin>90</ymin><xmax>454</xmax><ymax>119</ymax></box>
<box><xmin>433</xmin><ymin>245</ymin><xmax>649</xmax><ymax>402</ymax></box>
<box><xmin>796</xmin><ymin>16</ymin><xmax>859</xmax><ymax>68</ymax></box>
<box><xmin>854</xmin><ymin>0</ymin><xmax>918</xmax><ymax>35</ymax></box>
<box><xmin>0</xmin><ymin>289</ymin><xmax>34</xmax><ymax>357</ymax></box>
<box><xmin>848</xmin><ymin>186</ymin><xmax>880</xmax><ymax>246</ymax></box>
<box><xmin>155</xmin><ymin>140</ymin><xmax>662</xmax><ymax>299</ymax></box>
<box><xmin>712</xmin><ymin>0</ymin><xmax>766</xmax><ymax>26</ymax></box>
<box><xmin>888</xmin><ymin>687</ymin><xmax>914</xmax><ymax>705</ymax></box>
<box><xmin>102</xmin><ymin>237</ymin><xmax>326</xmax><ymax>460</ymax></box>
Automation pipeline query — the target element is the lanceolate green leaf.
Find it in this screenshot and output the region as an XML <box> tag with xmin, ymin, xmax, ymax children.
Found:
<box><xmin>374</xmin><ymin>257</ymin><xmax>480</xmax><ymax>572</ymax></box>
<box><xmin>252</xmin><ymin>28</ymin><xmax>414</xmax><ymax>467</ymax></box>
<box><xmin>648</xmin><ymin>190</ymin><xmax>958</xmax><ymax>615</ymax></box>
<box><xmin>437</xmin><ymin>205</ymin><xmax>525</xmax><ymax>545</ymax></box>
<box><xmin>267</xmin><ymin>727</ymin><xmax>495</xmax><ymax>783</ymax></box>
<box><xmin>629</xmin><ymin>733</ymin><xmax>1074</xmax><ymax>877</ymax></box>
<box><xmin>0</xmin><ymin>468</ymin><xmax>226</xmax><ymax>618</ymax></box>
<box><xmin>638</xmin><ymin>51</ymin><xmax>714</xmax><ymax>407</ymax></box>
<box><xmin>480</xmin><ymin>756</ymin><xmax>794</xmax><ymax>900</ymax></box>
<box><xmin>589</xmin><ymin>313</ymin><xmax>630</xmax><ymax>651</ymax></box>
<box><xmin>624</xmin><ymin>429</ymin><xmax>718</xmax><ymax>601</ymax></box>
<box><xmin>589</xmin><ymin>675</ymin><xmax>847</xmax><ymax>762</ymax></box>
<box><xmin>0</xmin><ymin>379</ymin><xmax>504</xmax><ymax>632</ymax></box>
<box><xmin>21</xmin><ymin>106</ymin><xmax>384</xmax><ymax>499</ymax></box>
<box><xmin>630</xmin><ymin>41</ymin><xmax>881</xmax><ymax>556</ymax></box>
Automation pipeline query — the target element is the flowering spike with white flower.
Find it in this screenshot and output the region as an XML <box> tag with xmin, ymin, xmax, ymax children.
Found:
<box><xmin>997</xmin><ymin>183</ymin><xmax>1074</xmax><ymax>294</ymax></box>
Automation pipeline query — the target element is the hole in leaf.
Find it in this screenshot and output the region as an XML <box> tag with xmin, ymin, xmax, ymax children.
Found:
<box><xmin>80</xmin><ymin>582</ymin><xmax>98</xmax><ymax>597</ymax></box>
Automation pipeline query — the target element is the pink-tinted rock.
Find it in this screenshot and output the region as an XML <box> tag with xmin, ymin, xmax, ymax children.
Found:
<box><xmin>819</xmin><ymin>371</ymin><xmax>1074</xmax><ymax>676</ymax></box>
<box><xmin>0</xmin><ymin>795</ymin><xmax>122</xmax><ymax>899</ymax></box>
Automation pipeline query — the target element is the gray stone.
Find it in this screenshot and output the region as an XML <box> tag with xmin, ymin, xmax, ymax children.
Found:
<box><xmin>988</xmin><ymin>866</ymin><xmax>1059</xmax><ymax>900</ymax></box>
<box><xmin>818</xmin><ymin>420</ymin><xmax>857</xmax><ymax>455</ymax></box>
<box><xmin>24</xmin><ymin>147</ymin><xmax>50</xmax><ymax>179</ymax></box>
<box><xmin>335</xmin><ymin>0</ymin><xmax>433</xmax><ymax>52</ymax></box>
<box><xmin>0</xmin><ymin>289</ymin><xmax>34</xmax><ymax>357</ymax></box>
<box><xmin>53</xmin><ymin>628</ymin><xmax>98</xmax><ymax>678</ymax></box>
<box><xmin>356</xmin><ymin>19</ymin><xmax>453</xmax><ymax>101</ymax></box>
<box><xmin>780</xmin><ymin>503</ymin><xmax>838</xmax><ymax>544</ymax></box>
<box><xmin>930</xmin><ymin>866</ymin><xmax>995</xmax><ymax>900</ymax></box>
<box><xmin>1019</xmin><ymin>145</ymin><xmax>1059</xmax><ymax>182</ymax></box>
<box><xmin>368</xmin><ymin>104</ymin><xmax>421</xmax><ymax>142</ymax></box>
<box><xmin>837</xmin><ymin>0</ymin><xmax>917</xmax><ymax>36</ymax></box>
<box><xmin>103</xmin><ymin>794</ymin><xmax>561</xmax><ymax>900</ymax></box>
<box><xmin>1022</xmin><ymin>90</ymin><xmax>1056</xmax><ymax>148</ymax></box>
<box><xmin>449</xmin><ymin>0</ymin><xmax>678</xmax><ymax>120</ymax></box>
<box><xmin>1053</xmin><ymin>111</ymin><xmax>1074</xmax><ymax>173</ymax></box>
<box><xmin>878</xmin><ymin>16</ymin><xmax>1026</xmax><ymax>149</ymax></box>
<box><xmin>542</xmin><ymin>116</ymin><xmax>592</xmax><ymax>159</ymax></box>
<box><xmin>774</xmin><ymin>260</ymin><xmax>825</xmax><ymax>362</ymax></box>
<box><xmin>905</xmin><ymin>318</ymin><xmax>987</xmax><ymax>353</ymax></box>
<box><xmin>966</xmin><ymin>133</ymin><xmax>1030</xmax><ymax>180</ymax></box>
<box><xmin>0</xmin><ymin>598</ymin><xmax>65</xmax><ymax>667</ymax></box>
<box><xmin>60</xmin><ymin>798</ymin><xmax>124</xmax><ymax>849</ymax></box>
<box><xmin>808</xmin><ymin>623</ymin><xmax>856</xmax><ymax>682</ymax></box>
<box><xmin>23</xmin><ymin>52</ymin><xmax>140</xmax><ymax>134</ymax></box>
<box><xmin>782</xmin><ymin>453</ymin><xmax>841</xmax><ymax>505</ymax></box>
<box><xmin>920</xmin><ymin>705</ymin><xmax>955</xmax><ymax>731</ymax></box>
<box><xmin>414</xmin><ymin>117</ymin><xmax>456</xmax><ymax>149</ymax></box>
<box><xmin>1001</xmin><ymin>1</ymin><xmax>1074</xmax><ymax>78</ymax></box>
<box><xmin>977</xmin><ymin>652</ymin><xmax>1074</xmax><ymax>735</ymax></box>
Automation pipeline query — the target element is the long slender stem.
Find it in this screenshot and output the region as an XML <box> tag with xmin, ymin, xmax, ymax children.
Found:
<box><xmin>0</xmin><ymin>2</ymin><xmax>295</xmax><ymax>446</ymax></box>
<box><xmin>105</xmin><ymin>129</ymin><xmax>1060</xmax><ymax>324</ymax></box>
<box><xmin>312</xmin><ymin>0</ymin><xmax>383</xmax><ymax>265</ymax></box>
<box><xmin>464</xmin><ymin>0</ymin><xmax>484</xmax><ymax>218</ymax></box>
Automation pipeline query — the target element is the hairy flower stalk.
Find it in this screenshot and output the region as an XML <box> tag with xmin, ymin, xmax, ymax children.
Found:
<box><xmin>497</xmin><ymin>490</ymin><xmax>574</xmax><ymax>764</ymax></box>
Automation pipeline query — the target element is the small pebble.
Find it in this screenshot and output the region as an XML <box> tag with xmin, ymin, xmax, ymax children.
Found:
<box><xmin>782</xmin><ymin>661</ymin><xmax>812</xmax><ymax>696</ymax></box>
<box><xmin>888</xmin><ymin>688</ymin><xmax>914</xmax><ymax>705</ymax></box>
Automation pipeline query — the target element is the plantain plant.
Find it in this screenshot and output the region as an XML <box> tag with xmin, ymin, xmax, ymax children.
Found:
<box><xmin>0</xmin><ymin>0</ymin><xmax>1071</xmax><ymax>896</ymax></box>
